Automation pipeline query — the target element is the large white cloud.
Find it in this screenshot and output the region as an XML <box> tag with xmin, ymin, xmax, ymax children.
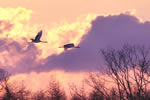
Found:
<box><xmin>1</xmin><ymin>8</ymin><xmax>150</xmax><ymax>73</ymax></box>
<box><xmin>0</xmin><ymin>7</ymin><xmax>96</xmax><ymax>73</ymax></box>
<box><xmin>38</xmin><ymin>14</ymin><xmax>150</xmax><ymax>72</ymax></box>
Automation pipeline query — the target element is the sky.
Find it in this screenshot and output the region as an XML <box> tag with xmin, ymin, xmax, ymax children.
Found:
<box><xmin>0</xmin><ymin>0</ymin><xmax>150</xmax><ymax>25</ymax></box>
<box><xmin>0</xmin><ymin>0</ymin><xmax>150</xmax><ymax>92</ymax></box>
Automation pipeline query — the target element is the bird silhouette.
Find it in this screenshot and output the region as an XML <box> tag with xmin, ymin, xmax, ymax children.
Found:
<box><xmin>59</xmin><ymin>43</ymin><xmax>80</xmax><ymax>50</ymax></box>
<box><xmin>31</xmin><ymin>30</ymin><xmax>47</xmax><ymax>43</ymax></box>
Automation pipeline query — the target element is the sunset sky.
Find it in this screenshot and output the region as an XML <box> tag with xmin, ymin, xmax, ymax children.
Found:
<box><xmin>1</xmin><ymin>0</ymin><xmax>150</xmax><ymax>92</ymax></box>
<box><xmin>1</xmin><ymin>0</ymin><xmax>150</xmax><ymax>25</ymax></box>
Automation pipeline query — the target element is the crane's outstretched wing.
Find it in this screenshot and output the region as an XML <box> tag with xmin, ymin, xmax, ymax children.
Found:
<box><xmin>35</xmin><ymin>30</ymin><xmax>42</xmax><ymax>41</ymax></box>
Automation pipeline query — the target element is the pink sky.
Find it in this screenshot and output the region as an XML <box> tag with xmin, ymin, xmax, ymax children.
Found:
<box><xmin>0</xmin><ymin>0</ymin><xmax>150</xmax><ymax>93</ymax></box>
<box><xmin>0</xmin><ymin>0</ymin><xmax>150</xmax><ymax>25</ymax></box>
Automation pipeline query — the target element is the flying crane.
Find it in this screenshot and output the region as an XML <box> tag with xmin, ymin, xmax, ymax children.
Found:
<box><xmin>31</xmin><ymin>30</ymin><xmax>47</xmax><ymax>43</ymax></box>
<box><xmin>59</xmin><ymin>43</ymin><xmax>80</xmax><ymax>50</ymax></box>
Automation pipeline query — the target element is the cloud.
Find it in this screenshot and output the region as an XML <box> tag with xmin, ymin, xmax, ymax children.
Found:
<box><xmin>0</xmin><ymin>39</ymin><xmax>41</xmax><ymax>73</ymax></box>
<box><xmin>37</xmin><ymin>13</ymin><xmax>150</xmax><ymax>72</ymax></box>
<box><xmin>0</xmin><ymin>8</ymin><xmax>41</xmax><ymax>73</ymax></box>
<box><xmin>38</xmin><ymin>14</ymin><xmax>97</xmax><ymax>59</ymax></box>
<box><xmin>0</xmin><ymin>7</ymin><xmax>97</xmax><ymax>73</ymax></box>
<box><xmin>1</xmin><ymin>7</ymin><xmax>150</xmax><ymax>74</ymax></box>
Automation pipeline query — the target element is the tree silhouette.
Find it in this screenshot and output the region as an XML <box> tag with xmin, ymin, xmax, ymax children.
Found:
<box><xmin>85</xmin><ymin>72</ymin><xmax>111</xmax><ymax>100</ymax></box>
<box><xmin>101</xmin><ymin>45</ymin><xmax>150</xmax><ymax>100</ymax></box>
<box><xmin>46</xmin><ymin>79</ymin><xmax>66</xmax><ymax>100</ymax></box>
<box><xmin>32</xmin><ymin>90</ymin><xmax>46</xmax><ymax>100</ymax></box>
<box><xmin>0</xmin><ymin>68</ymin><xmax>15</xmax><ymax>100</ymax></box>
<box><xmin>70</xmin><ymin>82</ymin><xmax>87</xmax><ymax>100</ymax></box>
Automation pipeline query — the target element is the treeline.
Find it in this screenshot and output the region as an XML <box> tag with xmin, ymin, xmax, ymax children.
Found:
<box><xmin>1</xmin><ymin>45</ymin><xmax>150</xmax><ymax>100</ymax></box>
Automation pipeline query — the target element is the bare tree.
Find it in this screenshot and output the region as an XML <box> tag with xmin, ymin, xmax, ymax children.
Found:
<box><xmin>85</xmin><ymin>72</ymin><xmax>111</xmax><ymax>100</ymax></box>
<box><xmin>0</xmin><ymin>69</ymin><xmax>31</xmax><ymax>100</ymax></box>
<box><xmin>101</xmin><ymin>45</ymin><xmax>150</xmax><ymax>100</ymax></box>
<box><xmin>46</xmin><ymin>79</ymin><xmax>66</xmax><ymax>100</ymax></box>
<box><xmin>14</xmin><ymin>83</ymin><xmax>30</xmax><ymax>100</ymax></box>
<box><xmin>70</xmin><ymin>82</ymin><xmax>87</xmax><ymax>100</ymax></box>
<box><xmin>31</xmin><ymin>90</ymin><xmax>46</xmax><ymax>100</ymax></box>
<box><xmin>0</xmin><ymin>68</ymin><xmax>16</xmax><ymax>100</ymax></box>
<box><xmin>0</xmin><ymin>68</ymin><xmax>9</xmax><ymax>84</ymax></box>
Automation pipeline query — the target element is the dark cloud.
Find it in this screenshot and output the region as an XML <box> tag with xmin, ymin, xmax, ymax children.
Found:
<box><xmin>13</xmin><ymin>41</ymin><xmax>41</xmax><ymax>73</ymax></box>
<box><xmin>2</xmin><ymin>13</ymin><xmax>150</xmax><ymax>73</ymax></box>
<box><xmin>0</xmin><ymin>38</ymin><xmax>41</xmax><ymax>74</ymax></box>
<box><xmin>36</xmin><ymin>14</ymin><xmax>150</xmax><ymax>72</ymax></box>
<box><xmin>0</xmin><ymin>19</ymin><xmax>41</xmax><ymax>74</ymax></box>
<box><xmin>0</xmin><ymin>18</ymin><xmax>42</xmax><ymax>73</ymax></box>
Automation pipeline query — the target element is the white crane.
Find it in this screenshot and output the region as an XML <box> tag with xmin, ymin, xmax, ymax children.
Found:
<box><xmin>31</xmin><ymin>30</ymin><xmax>47</xmax><ymax>43</ymax></box>
<box><xmin>59</xmin><ymin>43</ymin><xmax>80</xmax><ymax>50</ymax></box>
